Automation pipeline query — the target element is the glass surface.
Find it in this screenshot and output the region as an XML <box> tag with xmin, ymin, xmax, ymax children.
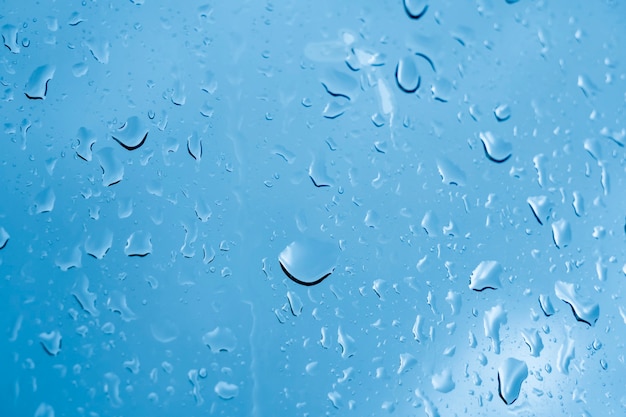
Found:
<box><xmin>1</xmin><ymin>1</ymin><xmax>625</xmax><ymax>416</ymax></box>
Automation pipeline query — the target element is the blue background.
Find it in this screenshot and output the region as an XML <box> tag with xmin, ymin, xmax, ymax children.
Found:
<box><xmin>1</xmin><ymin>0</ymin><xmax>625</xmax><ymax>416</ymax></box>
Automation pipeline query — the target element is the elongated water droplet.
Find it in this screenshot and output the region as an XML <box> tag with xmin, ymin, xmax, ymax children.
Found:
<box><xmin>395</xmin><ymin>56</ymin><xmax>420</xmax><ymax>93</ymax></box>
<box><xmin>484</xmin><ymin>304</ymin><xmax>507</xmax><ymax>354</ymax></box>
<box><xmin>538</xmin><ymin>294</ymin><xmax>555</xmax><ymax>316</ymax></box>
<box><xmin>0</xmin><ymin>227</ymin><xmax>9</xmax><ymax>250</ymax></box>
<box><xmin>527</xmin><ymin>195</ymin><xmax>552</xmax><ymax>225</ymax></box>
<box><xmin>320</xmin><ymin>69</ymin><xmax>359</xmax><ymax>101</ymax></box>
<box><xmin>278</xmin><ymin>237</ymin><xmax>338</xmax><ymax>286</ymax></box>
<box><xmin>187</xmin><ymin>132</ymin><xmax>202</xmax><ymax>160</ymax></box>
<box><xmin>112</xmin><ymin>116</ymin><xmax>148</xmax><ymax>150</ymax></box>
<box><xmin>76</xmin><ymin>127</ymin><xmax>97</xmax><ymax>161</ymax></box>
<box><xmin>25</xmin><ymin>65</ymin><xmax>55</xmax><ymax>99</ymax></box>
<box><xmin>403</xmin><ymin>0</ymin><xmax>428</xmax><ymax>19</ymax></box>
<box><xmin>497</xmin><ymin>358</ymin><xmax>528</xmax><ymax>405</ymax></box>
<box><xmin>72</xmin><ymin>275</ymin><xmax>99</xmax><ymax>317</ymax></box>
<box><xmin>479</xmin><ymin>131</ymin><xmax>512</xmax><ymax>163</ymax></box>
<box><xmin>554</xmin><ymin>280</ymin><xmax>599</xmax><ymax>326</ymax></box>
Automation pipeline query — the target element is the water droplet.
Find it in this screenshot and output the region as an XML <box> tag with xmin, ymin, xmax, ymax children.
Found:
<box><xmin>278</xmin><ymin>237</ymin><xmax>338</xmax><ymax>286</ymax></box>
<box><xmin>25</xmin><ymin>65</ymin><xmax>55</xmax><ymax>100</ymax></box>
<box><xmin>431</xmin><ymin>368</ymin><xmax>455</xmax><ymax>393</ymax></box>
<box><xmin>527</xmin><ymin>195</ymin><xmax>552</xmax><ymax>225</ymax></box>
<box><xmin>469</xmin><ymin>260</ymin><xmax>502</xmax><ymax>291</ymax></box>
<box><xmin>106</xmin><ymin>291</ymin><xmax>137</xmax><ymax>321</ymax></box>
<box><xmin>395</xmin><ymin>56</ymin><xmax>420</xmax><ymax>93</ymax></box>
<box><xmin>572</xmin><ymin>191</ymin><xmax>585</xmax><ymax>216</ymax></box>
<box><xmin>337</xmin><ymin>326</ymin><xmax>356</xmax><ymax>358</ymax></box>
<box><xmin>55</xmin><ymin>246</ymin><xmax>82</xmax><ymax>271</ymax></box>
<box><xmin>0</xmin><ymin>227</ymin><xmax>9</xmax><ymax>250</ymax></box>
<box><xmin>538</xmin><ymin>294</ymin><xmax>555</xmax><ymax>316</ymax></box>
<box><xmin>150</xmin><ymin>320</ymin><xmax>180</xmax><ymax>343</ymax></box>
<box><xmin>484</xmin><ymin>304</ymin><xmax>507</xmax><ymax>354</ymax></box>
<box><xmin>397</xmin><ymin>352</ymin><xmax>417</xmax><ymax>374</ymax></box>
<box><xmin>479</xmin><ymin>131</ymin><xmax>512</xmax><ymax>163</ymax></box>
<box><xmin>214</xmin><ymin>381</ymin><xmax>239</xmax><ymax>400</ymax></box>
<box><xmin>551</xmin><ymin>219</ymin><xmax>571</xmax><ymax>248</ymax></box>
<box><xmin>75</xmin><ymin>127</ymin><xmax>96</xmax><ymax>161</ymax></box>
<box><xmin>104</xmin><ymin>372</ymin><xmax>123</xmax><ymax>407</ymax></box>
<box><xmin>112</xmin><ymin>116</ymin><xmax>148</xmax><ymax>150</ymax></box>
<box><xmin>194</xmin><ymin>198</ymin><xmax>212</xmax><ymax>222</ymax></box>
<box><xmin>33</xmin><ymin>187</ymin><xmax>55</xmax><ymax>213</ymax></box>
<box><xmin>557</xmin><ymin>336</ymin><xmax>575</xmax><ymax>374</ymax></box>
<box><xmin>124</xmin><ymin>231</ymin><xmax>152</xmax><ymax>257</ymax></box>
<box><xmin>71</xmin><ymin>62</ymin><xmax>89</xmax><ymax>77</ymax></box>
<box><xmin>187</xmin><ymin>132</ymin><xmax>202</xmax><ymax>160</ymax></box>
<box><xmin>86</xmin><ymin>37</ymin><xmax>110</xmax><ymax>64</ymax></box>
<box><xmin>39</xmin><ymin>330</ymin><xmax>62</xmax><ymax>356</ymax></box>
<box><xmin>493</xmin><ymin>104</ymin><xmax>511</xmax><ymax>121</ymax></box>
<box><xmin>97</xmin><ymin>147</ymin><xmax>124</xmax><ymax>186</ymax></box>
<box><xmin>309</xmin><ymin>155</ymin><xmax>334</xmax><ymax>187</ymax></box>
<box><xmin>327</xmin><ymin>391</ymin><xmax>343</xmax><ymax>409</ymax></box>
<box><xmin>34</xmin><ymin>403</ymin><xmax>55</xmax><ymax>417</ymax></box>
<box><xmin>84</xmin><ymin>229</ymin><xmax>113</xmax><ymax>259</ymax></box>
<box><xmin>1</xmin><ymin>24</ymin><xmax>20</xmax><ymax>53</ymax></box>
<box><xmin>497</xmin><ymin>358</ymin><xmax>528</xmax><ymax>405</ymax></box>
<box><xmin>322</xmin><ymin>100</ymin><xmax>348</xmax><ymax>119</ymax></box>
<box><xmin>577</xmin><ymin>74</ymin><xmax>598</xmax><ymax>97</ymax></box>
<box><xmin>72</xmin><ymin>275</ymin><xmax>99</xmax><ymax>316</ymax></box>
<box><xmin>364</xmin><ymin>209</ymin><xmax>380</xmax><ymax>228</ymax></box>
<box><xmin>520</xmin><ymin>328</ymin><xmax>544</xmax><ymax>357</ymax></box>
<box><xmin>68</xmin><ymin>12</ymin><xmax>85</xmax><ymax>26</ymax></box>
<box><xmin>431</xmin><ymin>77</ymin><xmax>452</xmax><ymax>102</ymax></box>
<box><xmin>554</xmin><ymin>280</ymin><xmax>599</xmax><ymax>326</ymax></box>
<box><xmin>203</xmin><ymin>327</ymin><xmax>237</xmax><ymax>353</ymax></box>
<box><xmin>286</xmin><ymin>291</ymin><xmax>303</xmax><ymax>316</ymax></box>
<box><xmin>403</xmin><ymin>0</ymin><xmax>428</xmax><ymax>19</ymax></box>
<box><xmin>436</xmin><ymin>157</ymin><xmax>466</xmax><ymax>186</ymax></box>
<box><xmin>320</xmin><ymin>69</ymin><xmax>359</xmax><ymax>101</ymax></box>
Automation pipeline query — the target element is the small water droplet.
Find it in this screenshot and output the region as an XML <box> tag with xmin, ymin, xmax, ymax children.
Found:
<box><xmin>286</xmin><ymin>291</ymin><xmax>303</xmax><ymax>316</ymax></box>
<box><xmin>150</xmin><ymin>320</ymin><xmax>180</xmax><ymax>343</ymax></box>
<box><xmin>403</xmin><ymin>0</ymin><xmax>428</xmax><ymax>19</ymax></box>
<box><xmin>25</xmin><ymin>65</ymin><xmax>55</xmax><ymax>99</ymax></box>
<box><xmin>34</xmin><ymin>403</ymin><xmax>55</xmax><ymax>417</ymax></box>
<box><xmin>112</xmin><ymin>116</ymin><xmax>148</xmax><ymax>150</ymax></box>
<box><xmin>395</xmin><ymin>56</ymin><xmax>420</xmax><ymax>93</ymax></box>
<box><xmin>71</xmin><ymin>62</ymin><xmax>88</xmax><ymax>77</ymax></box>
<box><xmin>479</xmin><ymin>131</ymin><xmax>512</xmax><ymax>163</ymax></box>
<box><xmin>278</xmin><ymin>237</ymin><xmax>338</xmax><ymax>286</ymax></box>
<box><xmin>497</xmin><ymin>358</ymin><xmax>528</xmax><ymax>405</ymax></box>
<box><xmin>337</xmin><ymin>326</ymin><xmax>356</xmax><ymax>358</ymax></box>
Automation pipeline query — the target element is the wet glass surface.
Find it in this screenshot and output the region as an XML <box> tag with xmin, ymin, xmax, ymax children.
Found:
<box><xmin>1</xmin><ymin>1</ymin><xmax>626</xmax><ymax>416</ymax></box>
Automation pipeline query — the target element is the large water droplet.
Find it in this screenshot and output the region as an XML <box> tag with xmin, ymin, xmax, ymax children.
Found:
<box><xmin>86</xmin><ymin>37</ymin><xmax>110</xmax><ymax>64</ymax></box>
<box><xmin>395</xmin><ymin>56</ymin><xmax>420</xmax><ymax>93</ymax></box>
<box><xmin>497</xmin><ymin>358</ymin><xmax>528</xmax><ymax>405</ymax></box>
<box><xmin>112</xmin><ymin>116</ymin><xmax>148</xmax><ymax>150</ymax></box>
<box><xmin>469</xmin><ymin>260</ymin><xmax>502</xmax><ymax>291</ymax></box>
<box><xmin>33</xmin><ymin>187</ymin><xmax>55</xmax><ymax>213</ymax></box>
<box><xmin>436</xmin><ymin>157</ymin><xmax>466</xmax><ymax>186</ymax></box>
<box><xmin>309</xmin><ymin>155</ymin><xmax>334</xmax><ymax>187</ymax></box>
<box><xmin>403</xmin><ymin>0</ymin><xmax>428</xmax><ymax>19</ymax></box>
<box><xmin>554</xmin><ymin>280</ymin><xmax>599</xmax><ymax>326</ymax></box>
<box><xmin>124</xmin><ymin>231</ymin><xmax>152</xmax><ymax>257</ymax></box>
<box><xmin>25</xmin><ymin>65</ymin><xmax>55</xmax><ymax>100</ymax></box>
<box><xmin>278</xmin><ymin>237</ymin><xmax>338</xmax><ymax>286</ymax></box>
<box><xmin>479</xmin><ymin>131</ymin><xmax>512</xmax><ymax>163</ymax></box>
<box><xmin>84</xmin><ymin>229</ymin><xmax>113</xmax><ymax>259</ymax></box>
